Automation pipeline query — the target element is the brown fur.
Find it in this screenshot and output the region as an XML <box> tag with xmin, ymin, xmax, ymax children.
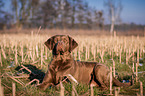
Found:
<box><xmin>38</xmin><ymin>35</ymin><xmax>131</xmax><ymax>90</ymax></box>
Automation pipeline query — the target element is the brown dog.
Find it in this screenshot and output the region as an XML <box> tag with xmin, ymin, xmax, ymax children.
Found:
<box><xmin>39</xmin><ymin>35</ymin><xmax>131</xmax><ymax>90</ymax></box>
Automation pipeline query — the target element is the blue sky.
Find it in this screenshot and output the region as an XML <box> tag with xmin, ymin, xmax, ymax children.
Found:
<box><xmin>85</xmin><ymin>0</ymin><xmax>145</xmax><ymax>25</ymax></box>
<box><xmin>3</xmin><ymin>0</ymin><xmax>145</xmax><ymax>25</ymax></box>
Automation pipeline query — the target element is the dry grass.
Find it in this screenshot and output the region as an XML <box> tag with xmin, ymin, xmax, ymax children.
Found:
<box><xmin>0</xmin><ymin>31</ymin><xmax>145</xmax><ymax>95</ymax></box>
<box><xmin>0</xmin><ymin>28</ymin><xmax>144</xmax><ymax>36</ymax></box>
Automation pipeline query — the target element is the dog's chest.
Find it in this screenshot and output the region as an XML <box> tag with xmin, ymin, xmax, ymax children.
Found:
<box><xmin>53</xmin><ymin>59</ymin><xmax>73</xmax><ymax>70</ymax></box>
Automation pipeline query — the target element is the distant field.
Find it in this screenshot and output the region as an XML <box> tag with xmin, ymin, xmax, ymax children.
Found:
<box><xmin>0</xmin><ymin>32</ymin><xmax>145</xmax><ymax>95</ymax></box>
<box><xmin>0</xmin><ymin>28</ymin><xmax>144</xmax><ymax>36</ymax></box>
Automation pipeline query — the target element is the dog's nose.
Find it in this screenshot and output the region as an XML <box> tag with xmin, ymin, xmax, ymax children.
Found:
<box><xmin>56</xmin><ymin>41</ymin><xmax>65</xmax><ymax>55</ymax></box>
<box><xmin>57</xmin><ymin>41</ymin><xmax>64</xmax><ymax>45</ymax></box>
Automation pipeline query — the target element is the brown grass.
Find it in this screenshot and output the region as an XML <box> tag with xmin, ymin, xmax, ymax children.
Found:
<box><xmin>0</xmin><ymin>30</ymin><xmax>145</xmax><ymax>95</ymax></box>
<box><xmin>0</xmin><ymin>28</ymin><xmax>144</xmax><ymax>36</ymax></box>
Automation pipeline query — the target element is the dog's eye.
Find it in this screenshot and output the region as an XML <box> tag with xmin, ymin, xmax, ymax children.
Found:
<box><xmin>54</xmin><ymin>38</ymin><xmax>58</xmax><ymax>43</ymax></box>
<box><xmin>63</xmin><ymin>38</ymin><xmax>68</xmax><ymax>43</ymax></box>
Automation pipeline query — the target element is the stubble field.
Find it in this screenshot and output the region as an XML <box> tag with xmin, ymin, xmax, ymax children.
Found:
<box><xmin>0</xmin><ymin>30</ymin><xmax>145</xmax><ymax>95</ymax></box>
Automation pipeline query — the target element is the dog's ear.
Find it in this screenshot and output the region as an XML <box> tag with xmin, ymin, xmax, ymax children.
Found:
<box><xmin>68</xmin><ymin>36</ymin><xmax>78</xmax><ymax>52</ymax></box>
<box><xmin>44</xmin><ymin>36</ymin><xmax>55</xmax><ymax>50</ymax></box>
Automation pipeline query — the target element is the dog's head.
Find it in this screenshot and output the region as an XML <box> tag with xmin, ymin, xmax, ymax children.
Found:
<box><xmin>45</xmin><ymin>35</ymin><xmax>78</xmax><ymax>55</ymax></box>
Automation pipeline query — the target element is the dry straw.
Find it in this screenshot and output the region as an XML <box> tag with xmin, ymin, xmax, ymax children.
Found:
<box><xmin>0</xmin><ymin>78</ymin><xmax>4</xmax><ymax>96</ymax></box>
<box><xmin>12</xmin><ymin>82</ymin><xmax>16</xmax><ymax>96</ymax></box>
<box><xmin>0</xmin><ymin>51</ymin><xmax>2</xmax><ymax>67</ymax></box>
<box><xmin>0</xmin><ymin>34</ymin><xmax>145</xmax><ymax>95</ymax></box>
<box><xmin>110</xmin><ymin>66</ymin><xmax>112</xmax><ymax>94</ymax></box>
<box><xmin>60</xmin><ymin>82</ymin><xmax>64</xmax><ymax>96</ymax></box>
<box><xmin>140</xmin><ymin>81</ymin><xmax>143</xmax><ymax>96</ymax></box>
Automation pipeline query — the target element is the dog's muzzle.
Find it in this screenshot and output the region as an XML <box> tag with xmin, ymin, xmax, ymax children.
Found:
<box><xmin>54</xmin><ymin>41</ymin><xmax>65</xmax><ymax>55</ymax></box>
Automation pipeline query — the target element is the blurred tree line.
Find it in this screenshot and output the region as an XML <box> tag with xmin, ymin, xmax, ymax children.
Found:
<box><xmin>0</xmin><ymin>0</ymin><xmax>104</xmax><ymax>29</ymax></box>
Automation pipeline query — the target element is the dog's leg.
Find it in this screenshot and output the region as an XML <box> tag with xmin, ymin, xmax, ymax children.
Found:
<box><xmin>96</xmin><ymin>75</ymin><xmax>108</xmax><ymax>90</ymax></box>
<box><xmin>94</xmin><ymin>65</ymin><xmax>109</xmax><ymax>90</ymax></box>
<box><xmin>89</xmin><ymin>72</ymin><xmax>99</xmax><ymax>87</ymax></box>
<box><xmin>38</xmin><ymin>70</ymin><xmax>54</xmax><ymax>90</ymax></box>
<box><xmin>90</xmin><ymin>80</ymin><xmax>99</xmax><ymax>87</ymax></box>
<box><xmin>55</xmin><ymin>64</ymin><xmax>72</xmax><ymax>83</ymax></box>
<box><xmin>38</xmin><ymin>82</ymin><xmax>53</xmax><ymax>90</ymax></box>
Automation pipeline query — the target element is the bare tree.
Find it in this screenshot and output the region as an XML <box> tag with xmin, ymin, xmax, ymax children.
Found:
<box><xmin>86</xmin><ymin>10</ymin><xmax>93</xmax><ymax>29</ymax></box>
<box><xmin>12</xmin><ymin>0</ymin><xmax>19</xmax><ymax>28</ymax></box>
<box><xmin>77</xmin><ymin>1</ymin><xmax>88</xmax><ymax>29</ymax></box>
<box><xmin>11</xmin><ymin>0</ymin><xmax>40</xmax><ymax>29</ymax></box>
<box><xmin>104</xmin><ymin>0</ymin><xmax>122</xmax><ymax>35</ymax></box>
<box><xmin>93</xmin><ymin>10</ymin><xmax>104</xmax><ymax>29</ymax></box>
<box><xmin>9</xmin><ymin>0</ymin><xmax>104</xmax><ymax>29</ymax></box>
<box><xmin>31</xmin><ymin>0</ymin><xmax>39</xmax><ymax>19</ymax></box>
